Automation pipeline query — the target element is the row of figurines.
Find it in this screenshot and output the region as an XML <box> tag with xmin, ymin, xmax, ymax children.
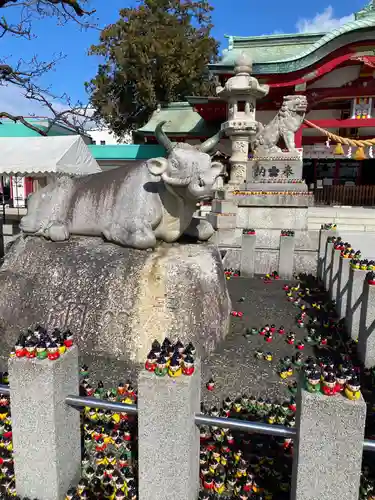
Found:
<box><xmin>11</xmin><ymin>326</ymin><xmax>74</xmax><ymax>360</ymax></box>
<box><xmin>351</xmin><ymin>259</ymin><xmax>375</xmax><ymax>270</ymax></box>
<box><xmin>80</xmin><ymin>378</ymin><xmax>137</xmax><ymax>404</ymax></box>
<box><xmin>321</xmin><ymin>223</ymin><xmax>337</xmax><ymax>230</ymax></box>
<box><xmin>144</xmin><ymin>338</ymin><xmax>196</xmax><ymax>377</ymax></box>
<box><xmin>224</xmin><ymin>269</ymin><xmax>241</xmax><ymax>278</ymax></box>
<box><xmin>83</xmin><ymin>426</ymin><xmax>135</xmax><ymax>456</ymax></box>
<box><xmin>65</xmin><ymin>466</ymin><xmax>137</xmax><ymax>500</ymax></box>
<box><xmin>199</xmin><ymin>447</ymin><xmax>292</xmax><ymax>499</ymax></box>
<box><xmin>201</xmin><ymin>397</ymin><xmax>296</xmax><ymax>423</ymax></box>
<box><xmin>304</xmin><ymin>368</ymin><xmax>360</xmax><ymax>400</ymax></box>
<box><xmin>245</xmin><ymin>178</ymin><xmax>304</xmax><ymax>183</ymax></box>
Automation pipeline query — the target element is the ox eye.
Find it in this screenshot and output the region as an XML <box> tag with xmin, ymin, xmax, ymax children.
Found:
<box><xmin>170</xmin><ymin>158</ymin><xmax>179</xmax><ymax>170</ymax></box>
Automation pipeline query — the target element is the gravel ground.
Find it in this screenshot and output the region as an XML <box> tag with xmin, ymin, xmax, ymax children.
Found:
<box><xmin>201</xmin><ymin>276</ymin><xmax>325</xmax><ymax>408</ymax></box>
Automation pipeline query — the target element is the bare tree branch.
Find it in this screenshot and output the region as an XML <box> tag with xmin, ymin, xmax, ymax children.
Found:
<box><xmin>0</xmin><ymin>0</ymin><xmax>98</xmax><ymax>136</ymax></box>
<box><xmin>0</xmin><ymin>111</ymin><xmax>47</xmax><ymax>134</ymax></box>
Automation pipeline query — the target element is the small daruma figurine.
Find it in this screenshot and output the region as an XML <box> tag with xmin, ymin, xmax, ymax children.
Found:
<box><xmin>182</xmin><ymin>355</ymin><xmax>195</xmax><ymax>376</ymax></box>
<box><xmin>321</xmin><ymin>373</ymin><xmax>337</xmax><ymax>396</ymax></box>
<box><xmin>344</xmin><ymin>375</ymin><xmax>361</xmax><ymax>401</ymax></box>
<box><xmin>154</xmin><ymin>357</ymin><xmax>168</xmax><ymax>377</ymax></box>
<box><xmin>305</xmin><ymin>371</ymin><xmax>321</xmax><ymax>393</ymax></box>
<box><xmin>47</xmin><ymin>341</ymin><xmax>60</xmax><ymax>361</ymax></box>
<box><xmin>168</xmin><ymin>356</ymin><xmax>182</xmax><ymax>378</ymax></box>
<box><xmin>14</xmin><ymin>336</ymin><xmax>26</xmax><ymax>358</ymax></box>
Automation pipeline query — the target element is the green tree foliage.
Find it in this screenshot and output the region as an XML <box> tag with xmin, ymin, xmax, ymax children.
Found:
<box><xmin>87</xmin><ymin>0</ymin><xmax>219</xmax><ymax>135</ymax></box>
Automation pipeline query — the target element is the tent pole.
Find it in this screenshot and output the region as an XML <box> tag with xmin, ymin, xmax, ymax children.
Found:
<box><xmin>1</xmin><ymin>176</ymin><xmax>4</xmax><ymax>223</ymax></box>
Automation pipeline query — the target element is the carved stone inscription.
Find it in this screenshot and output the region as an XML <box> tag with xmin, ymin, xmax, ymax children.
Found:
<box><xmin>47</xmin><ymin>294</ymin><xmax>87</xmax><ymax>334</ymax></box>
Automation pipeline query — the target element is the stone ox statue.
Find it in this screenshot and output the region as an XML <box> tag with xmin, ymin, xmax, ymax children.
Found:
<box><xmin>20</xmin><ymin>122</ymin><xmax>224</xmax><ymax>249</ymax></box>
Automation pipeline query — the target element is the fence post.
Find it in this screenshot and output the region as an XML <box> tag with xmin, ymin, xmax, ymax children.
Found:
<box><xmin>9</xmin><ymin>345</ymin><xmax>81</xmax><ymax>500</ymax></box>
<box><xmin>318</xmin><ymin>229</ymin><xmax>336</xmax><ymax>280</ymax></box>
<box><xmin>291</xmin><ymin>381</ymin><xmax>366</xmax><ymax>500</ymax></box>
<box><xmin>240</xmin><ymin>232</ymin><xmax>256</xmax><ymax>277</ymax></box>
<box><xmin>346</xmin><ymin>267</ymin><xmax>367</xmax><ymax>340</ymax></box>
<box><xmin>337</xmin><ymin>256</ymin><xmax>351</xmax><ymax>319</ymax></box>
<box><xmin>323</xmin><ymin>240</ymin><xmax>335</xmax><ymax>291</ymax></box>
<box><xmin>138</xmin><ymin>360</ymin><xmax>201</xmax><ymax>500</ymax></box>
<box><xmin>278</xmin><ymin>234</ymin><xmax>295</xmax><ymax>280</ymax></box>
<box><xmin>358</xmin><ymin>280</ymin><xmax>375</xmax><ymax>368</ymax></box>
<box><xmin>329</xmin><ymin>247</ymin><xmax>341</xmax><ymax>302</ymax></box>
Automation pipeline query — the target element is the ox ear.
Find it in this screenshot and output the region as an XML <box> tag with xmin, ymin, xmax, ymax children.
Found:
<box><xmin>147</xmin><ymin>157</ymin><xmax>169</xmax><ymax>176</ymax></box>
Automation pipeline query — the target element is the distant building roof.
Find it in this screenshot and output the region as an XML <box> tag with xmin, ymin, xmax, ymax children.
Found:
<box><xmin>210</xmin><ymin>2</ymin><xmax>375</xmax><ymax>74</ymax></box>
<box><xmin>135</xmin><ymin>102</ymin><xmax>219</xmax><ymax>138</ymax></box>
<box><xmin>88</xmin><ymin>144</ymin><xmax>166</xmax><ymax>160</ymax></box>
<box><xmin>0</xmin><ymin>118</ymin><xmax>91</xmax><ymax>140</ymax></box>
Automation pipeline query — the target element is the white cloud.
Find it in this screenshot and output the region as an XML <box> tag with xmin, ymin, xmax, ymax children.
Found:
<box><xmin>296</xmin><ymin>6</ymin><xmax>354</xmax><ymax>34</ymax></box>
<box><xmin>0</xmin><ymin>84</ymin><xmax>49</xmax><ymax>116</ymax></box>
<box><xmin>0</xmin><ymin>84</ymin><xmax>99</xmax><ymax>131</ymax></box>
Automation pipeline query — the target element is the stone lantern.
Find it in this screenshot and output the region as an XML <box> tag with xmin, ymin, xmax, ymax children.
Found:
<box><xmin>216</xmin><ymin>53</ymin><xmax>269</xmax><ymax>184</ymax></box>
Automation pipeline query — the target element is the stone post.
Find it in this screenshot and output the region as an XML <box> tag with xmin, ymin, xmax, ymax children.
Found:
<box><xmin>337</xmin><ymin>256</ymin><xmax>351</xmax><ymax>319</ymax></box>
<box><xmin>291</xmin><ymin>384</ymin><xmax>366</xmax><ymax>500</ymax></box>
<box><xmin>329</xmin><ymin>248</ymin><xmax>341</xmax><ymax>302</ymax></box>
<box><xmin>278</xmin><ymin>234</ymin><xmax>295</xmax><ymax>280</ymax></box>
<box><xmin>323</xmin><ymin>241</ymin><xmax>335</xmax><ymax>292</ymax></box>
<box><xmin>358</xmin><ymin>281</ymin><xmax>375</xmax><ymax>368</ymax></box>
<box><xmin>347</xmin><ymin>267</ymin><xmax>367</xmax><ymax>340</ymax></box>
<box><xmin>138</xmin><ymin>360</ymin><xmax>201</xmax><ymax>500</ymax></box>
<box><xmin>318</xmin><ymin>229</ymin><xmax>336</xmax><ymax>280</ymax></box>
<box><xmin>9</xmin><ymin>345</ymin><xmax>81</xmax><ymax>500</ymax></box>
<box><xmin>240</xmin><ymin>233</ymin><xmax>256</xmax><ymax>277</ymax></box>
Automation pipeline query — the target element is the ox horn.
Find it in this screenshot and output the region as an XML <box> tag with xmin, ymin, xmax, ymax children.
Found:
<box><xmin>199</xmin><ymin>130</ymin><xmax>222</xmax><ymax>154</ymax></box>
<box><xmin>155</xmin><ymin>121</ymin><xmax>173</xmax><ymax>152</ymax></box>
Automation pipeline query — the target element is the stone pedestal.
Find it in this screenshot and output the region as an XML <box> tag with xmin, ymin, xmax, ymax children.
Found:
<box><xmin>318</xmin><ymin>229</ymin><xmax>337</xmax><ymax>280</ymax></box>
<box><xmin>0</xmin><ymin>237</ymin><xmax>231</xmax><ymax>368</ymax></box>
<box><xmin>358</xmin><ymin>281</ymin><xmax>375</xmax><ymax>368</ymax></box>
<box><xmin>9</xmin><ymin>346</ymin><xmax>81</xmax><ymax>500</ymax></box>
<box><xmin>323</xmin><ymin>241</ymin><xmax>334</xmax><ymax>292</ymax></box>
<box><xmin>329</xmin><ymin>248</ymin><xmax>341</xmax><ymax>301</ymax></box>
<box><xmin>337</xmin><ymin>257</ymin><xmax>351</xmax><ymax>319</ymax></box>
<box><xmin>240</xmin><ymin>233</ymin><xmax>256</xmax><ymax>277</ymax></box>
<box><xmin>138</xmin><ymin>361</ymin><xmax>201</xmax><ymax>500</ymax></box>
<box><xmin>291</xmin><ymin>386</ymin><xmax>366</xmax><ymax>500</ymax></box>
<box><xmin>278</xmin><ymin>235</ymin><xmax>295</xmax><ymax>279</ymax></box>
<box><xmin>347</xmin><ymin>267</ymin><xmax>367</xmax><ymax>340</ymax></box>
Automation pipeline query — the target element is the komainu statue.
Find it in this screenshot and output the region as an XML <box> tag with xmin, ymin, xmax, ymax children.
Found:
<box><xmin>252</xmin><ymin>95</ymin><xmax>308</xmax><ymax>156</ymax></box>
<box><xmin>20</xmin><ymin>122</ymin><xmax>224</xmax><ymax>250</ymax></box>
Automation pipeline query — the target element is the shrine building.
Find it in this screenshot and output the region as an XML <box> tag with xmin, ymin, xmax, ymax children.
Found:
<box><xmin>134</xmin><ymin>1</ymin><xmax>375</xmax><ymax>187</ymax></box>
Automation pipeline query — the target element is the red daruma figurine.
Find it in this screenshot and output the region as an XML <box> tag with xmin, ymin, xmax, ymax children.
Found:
<box><xmin>63</xmin><ymin>329</ymin><xmax>74</xmax><ymax>348</ymax></box>
<box><xmin>182</xmin><ymin>355</ymin><xmax>195</xmax><ymax>376</ymax></box>
<box><xmin>206</xmin><ymin>378</ymin><xmax>215</xmax><ymax>391</ymax></box>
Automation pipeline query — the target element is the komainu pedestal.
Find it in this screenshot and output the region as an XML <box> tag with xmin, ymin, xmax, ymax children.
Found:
<box><xmin>0</xmin><ymin>236</ymin><xmax>231</xmax><ymax>370</ymax></box>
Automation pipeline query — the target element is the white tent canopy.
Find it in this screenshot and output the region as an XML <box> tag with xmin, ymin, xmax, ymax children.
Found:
<box><xmin>0</xmin><ymin>135</ymin><xmax>101</xmax><ymax>176</ymax></box>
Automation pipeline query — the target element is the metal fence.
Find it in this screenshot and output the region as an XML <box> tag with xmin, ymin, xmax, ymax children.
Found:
<box><xmin>2</xmin><ymin>382</ymin><xmax>373</xmax><ymax>452</ymax></box>
<box><xmin>314</xmin><ymin>185</ymin><xmax>375</xmax><ymax>206</ymax></box>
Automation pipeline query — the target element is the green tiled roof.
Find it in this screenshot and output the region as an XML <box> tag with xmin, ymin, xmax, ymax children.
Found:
<box><xmin>219</xmin><ymin>33</ymin><xmax>324</xmax><ymax>65</ymax></box>
<box><xmin>0</xmin><ymin>119</ymin><xmax>82</xmax><ymax>137</ymax></box>
<box><xmin>211</xmin><ymin>4</ymin><xmax>375</xmax><ymax>74</ymax></box>
<box><xmin>136</xmin><ymin>102</ymin><xmax>219</xmax><ymax>137</ymax></box>
<box><xmin>89</xmin><ymin>144</ymin><xmax>166</xmax><ymax>160</ymax></box>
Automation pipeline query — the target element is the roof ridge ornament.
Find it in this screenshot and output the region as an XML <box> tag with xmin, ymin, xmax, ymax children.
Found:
<box><xmin>355</xmin><ymin>0</ymin><xmax>375</xmax><ymax>20</ymax></box>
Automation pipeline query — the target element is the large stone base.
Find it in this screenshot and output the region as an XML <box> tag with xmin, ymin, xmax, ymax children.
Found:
<box><xmin>0</xmin><ymin>236</ymin><xmax>231</xmax><ymax>368</ymax></box>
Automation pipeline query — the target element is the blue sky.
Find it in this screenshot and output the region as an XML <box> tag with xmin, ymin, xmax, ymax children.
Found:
<box><xmin>0</xmin><ymin>0</ymin><xmax>367</xmax><ymax>115</ymax></box>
